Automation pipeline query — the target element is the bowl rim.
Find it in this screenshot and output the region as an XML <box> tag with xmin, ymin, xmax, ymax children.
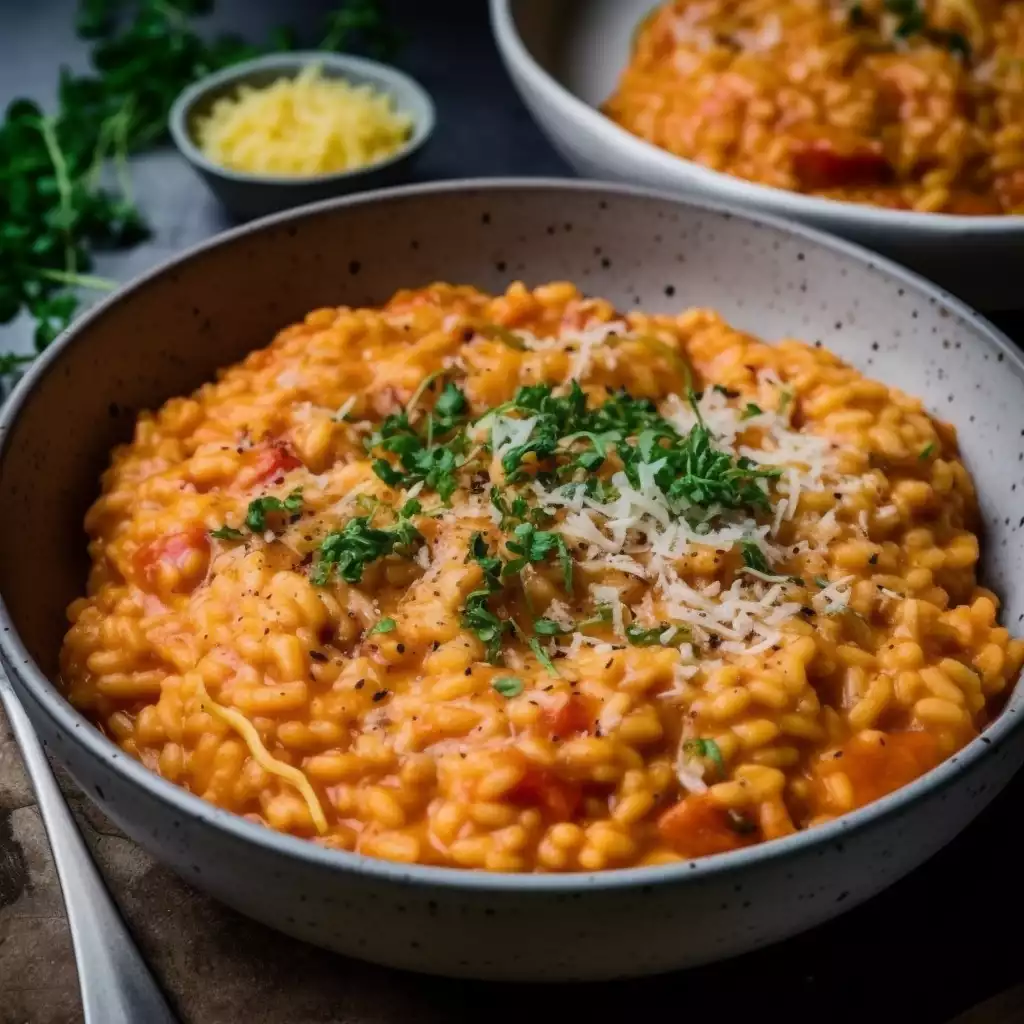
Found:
<box><xmin>488</xmin><ymin>0</ymin><xmax>1024</xmax><ymax>237</ymax></box>
<box><xmin>2</xmin><ymin>176</ymin><xmax>1022</xmax><ymax>894</ymax></box>
<box><xmin>168</xmin><ymin>50</ymin><xmax>436</xmax><ymax>187</ymax></box>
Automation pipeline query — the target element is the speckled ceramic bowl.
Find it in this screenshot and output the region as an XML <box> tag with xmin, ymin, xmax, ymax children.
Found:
<box><xmin>1</xmin><ymin>180</ymin><xmax>1022</xmax><ymax>981</ymax></box>
<box><xmin>168</xmin><ymin>51</ymin><xmax>435</xmax><ymax>221</ymax></box>
<box><xmin>490</xmin><ymin>0</ymin><xmax>1024</xmax><ymax>312</ymax></box>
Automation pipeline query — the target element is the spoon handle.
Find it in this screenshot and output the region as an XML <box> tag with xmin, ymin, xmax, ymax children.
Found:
<box><xmin>0</xmin><ymin>667</ymin><xmax>178</xmax><ymax>1024</ymax></box>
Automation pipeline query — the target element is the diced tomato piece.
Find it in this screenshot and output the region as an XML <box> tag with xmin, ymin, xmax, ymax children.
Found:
<box><xmin>238</xmin><ymin>441</ymin><xmax>302</xmax><ymax>489</ymax></box>
<box><xmin>132</xmin><ymin>526</ymin><xmax>210</xmax><ymax>593</ymax></box>
<box><xmin>814</xmin><ymin>730</ymin><xmax>942</xmax><ymax>811</ymax></box>
<box><xmin>508</xmin><ymin>767</ymin><xmax>582</xmax><ymax>821</ymax></box>
<box><xmin>657</xmin><ymin>794</ymin><xmax>756</xmax><ymax>859</ymax></box>
<box><xmin>542</xmin><ymin>695</ymin><xmax>592</xmax><ymax>740</ymax></box>
<box><xmin>790</xmin><ymin>135</ymin><xmax>890</xmax><ymax>190</ymax></box>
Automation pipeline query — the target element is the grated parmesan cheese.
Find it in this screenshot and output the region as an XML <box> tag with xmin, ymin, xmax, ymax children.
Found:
<box><xmin>194</xmin><ymin>64</ymin><xmax>413</xmax><ymax>178</ymax></box>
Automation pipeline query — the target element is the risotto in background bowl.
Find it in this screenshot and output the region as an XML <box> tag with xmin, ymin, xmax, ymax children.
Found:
<box><xmin>2</xmin><ymin>180</ymin><xmax>1024</xmax><ymax>979</ymax></box>
<box><xmin>490</xmin><ymin>0</ymin><xmax>1024</xmax><ymax>311</ymax></box>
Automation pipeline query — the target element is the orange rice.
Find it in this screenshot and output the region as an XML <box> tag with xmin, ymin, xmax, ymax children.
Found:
<box><xmin>60</xmin><ymin>282</ymin><xmax>1024</xmax><ymax>871</ymax></box>
<box><xmin>604</xmin><ymin>0</ymin><xmax>1024</xmax><ymax>214</ymax></box>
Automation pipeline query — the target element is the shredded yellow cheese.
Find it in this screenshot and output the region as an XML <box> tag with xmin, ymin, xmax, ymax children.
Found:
<box><xmin>195</xmin><ymin>64</ymin><xmax>413</xmax><ymax>177</ymax></box>
<box><xmin>196</xmin><ymin>681</ymin><xmax>328</xmax><ymax>834</ymax></box>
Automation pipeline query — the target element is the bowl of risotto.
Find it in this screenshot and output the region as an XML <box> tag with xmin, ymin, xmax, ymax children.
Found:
<box><xmin>1</xmin><ymin>179</ymin><xmax>1023</xmax><ymax>981</ymax></box>
<box><xmin>490</xmin><ymin>0</ymin><xmax>1024</xmax><ymax>311</ymax></box>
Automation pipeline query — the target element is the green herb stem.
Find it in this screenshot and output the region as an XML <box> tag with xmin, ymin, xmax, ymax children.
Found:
<box><xmin>36</xmin><ymin>269</ymin><xmax>118</xmax><ymax>291</ymax></box>
<box><xmin>37</xmin><ymin>116</ymin><xmax>77</xmax><ymax>273</ymax></box>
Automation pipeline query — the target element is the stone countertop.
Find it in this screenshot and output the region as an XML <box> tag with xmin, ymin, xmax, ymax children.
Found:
<box><xmin>3</xmin><ymin>3</ymin><xmax>1024</xmax><ymax>1022</ymax></box>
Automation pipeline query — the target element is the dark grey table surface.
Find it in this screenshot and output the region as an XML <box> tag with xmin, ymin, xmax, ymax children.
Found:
<box><xmin>2</xmin><ymin>4</ymin><xmax>1024</xmax><ymax>1023</ymax></box>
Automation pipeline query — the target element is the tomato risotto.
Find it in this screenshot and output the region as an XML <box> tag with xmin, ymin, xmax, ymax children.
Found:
<box><xmin>61</xmin><ymin>282</ymin><xmax>1023</xmax><ymax>871</ymax></box>
<box><xmin>603</xmin><ymin>0</ymin><xmax>1024</xmax><ymax>215</ymax></box>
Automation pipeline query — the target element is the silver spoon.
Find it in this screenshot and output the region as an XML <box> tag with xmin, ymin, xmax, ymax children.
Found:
<box><xmin>0</xmin><ymin>665</ymin><xmax>178</xmax><ymax>1024</ymax></box>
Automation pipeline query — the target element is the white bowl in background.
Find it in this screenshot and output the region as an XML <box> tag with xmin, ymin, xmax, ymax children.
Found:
<box><xmin>490</xmin><ymin>0</ymin><xmax>1024</xmax><ymax>312</ymax></box>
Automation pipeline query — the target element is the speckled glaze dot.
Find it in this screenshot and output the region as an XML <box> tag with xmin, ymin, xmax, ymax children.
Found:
<box><xmin>1</xmin><ymin>180</ymin><xmax>1023</xmax><ymax>982</ymax></box>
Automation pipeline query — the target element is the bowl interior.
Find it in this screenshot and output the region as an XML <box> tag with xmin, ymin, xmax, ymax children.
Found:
<box><xmin>2</xmin><ymin>182</ymin><xmax>1023</xmax><ymax>723</ymax></box>
<box><xmin>510</xmin><ymin>0</ymin><xmax>642</xmax><ymax>107</ymax></box>
<box><xmin>172</xmin><ymin>52</ymin><xmax>435</xmax><ymax>182</ymax></box>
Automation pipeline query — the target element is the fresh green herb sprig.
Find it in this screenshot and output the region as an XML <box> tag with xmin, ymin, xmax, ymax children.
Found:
<box><xmin>312</xmin><ymin>498</ymin><xmax>422</xmax><ymax>586</ymax></box>
<box><xmin>210</xmin><ymin>489</ymin><xmax>303</xmax><ymax>540</ymax></box>
<box><xmin>617</xmin><ymin>397</ymin><xmax>781</xmax><ymax>516</ymax></box>
<box><xmin>462</xmin><ymin>532</ymin><xmax>512</xmax><ymax>663</ymax></box>
<box><xmin>491</xmin><ymin>382</ymin><xmax>778</xmax><ymax>523</ymax></box>
<box><xmin>503</xmin><ymin>521</ymin><xmax>574</xmax><ymax>592</ymax></box>
<box><xmin>495</xmin><ymin>382</ymin><xmax>666</xmax><ymax>483</ymax></box>
<box><xmin>683</xmin><ymin>737</ymin><xmax>726</xmax><ymax>777</ymax></box>
<box><xmin>492</xmin><ymin>675</ymin><xmax>524</xmax><ymax>698</ymax></box>
<box><xmin>246</xmin><ymin>489</ymin><xmax>303</xmax><ymax>532</ymax></box>
<box><xmin>210</xmin><ymin>525</ymin><xmax>245</xmax><ymax>541</ymax></box>
<box><xmin>854</xmin><ymin>0</ymin><xmax>972</xmax><ymax>58</ymax></box>
<box><xmin>1</xmin><ymin>0</ymin><xmax>399</xmax><ymax>386</ymax></box>
<box><xmin>624</xmin><ymin>621</ymin><xmax>692</xmax><ymax>648</ymax></box>
<box><xmin>368</xmin><ymin>381</ymin><xmax>470</xmax><ymax>503</ymax></box>
<box><xmin>461</xmin><ymin>532</ymin><xmax>566</xmax><ymax>673</ymax></box>
<box><xmin>624</xmin><ymin>623</ymin><xmax>667</xmax><ymax>646</ymax></box>
<box><xmin>739</xmin><ymin>540</ymin><xmax>771</xmax><ymax>574</ymax></box>
<box><xmin>490</xmin><ymin>487</ymin><xmax>533</xmax><ymax>530</ymax></box>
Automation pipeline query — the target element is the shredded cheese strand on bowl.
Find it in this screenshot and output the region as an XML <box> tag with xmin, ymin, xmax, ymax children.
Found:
<box><xmin>196</xmin><ymin>680</ymin><xmax>329</xmax><ymax>834</ymax></box>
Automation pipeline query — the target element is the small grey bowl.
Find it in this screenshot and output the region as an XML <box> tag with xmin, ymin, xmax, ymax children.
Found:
<box><xmin>169</xmin><ymin>51</ymin><xmax>435</xmax><ymax>220</ymax></box>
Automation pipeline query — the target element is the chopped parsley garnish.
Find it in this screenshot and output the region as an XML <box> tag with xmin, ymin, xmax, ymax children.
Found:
<box><xmin>503</xmin><ymin>522</ymin><xmax>574</xmax><ymax>592</ymax></box>
<box><xmin>683</xmin><ymin>737</ymin><xmax>726</xmax><ymax>777</ymax></box>
<box><xmin>368</xmin><ymin>618</ymin><xmax>396</xmax><ymax>636</ymax></box>
<box><xmin>245</xmin><ymin>489</ymin><xmax>303</xmax><ymax>532</ymax></box>
<box><xmin>432</xmin><ymin>380</ymin><xmax>469</xmax><ymax>428</ymax></box>
<box><xmin>919</xmin><ymin>442</ymin><xmax>935</xmax><ymax>460</ymax></box>
<box><xmin>741</xmin><ymin>402</ymin><xmax>763</xmax><ymax>419</ymax></box>
<box><xmin>885</xmin><ymin>0</ymin><xmax>925</xmax><ymax>37</ymax></box>
<box><xmin>618</xmin><ymin>397</ymin><xmax>780</xmax><ymax>515</ymax></box>
<box><xmin>351</xmin><ymin>377</ymin><xmax>795</xmax><ymax>668</ymax></box>
<box><xmin>461</xmin><ymin>533</ymin><xmax>512</xmax><ymax>663</ymax></box>
<box><xmin>366</xmin><ymin>381</ymin><xmax>470</xmax><ymax>503</ymax></box>
<box><xmin>533</xmin><ymin>617</ymin><xmax>570</xmax><ymax>637</ymax></box>
<box><xmin>814</xmin><ymin>576</ymin><xmax>830</xmax><ymax>589</ymax></box>
<box><xmin>577</xmin><ymin>604</ymin><xmax>613</xmax><ymax>630</ymax></box>
<box><xmin>881</xmin><ymin>0</ymin><xmax>972</xmax><ymax>57</ymax></box>
<box><xmin>210</xmin><ymin>525</ymin><xmax>245</xmax><ymax>541</ymax></box>
<box><xmin>528</xmin><ymin>636</ymin><xmax>559</xmax><ymax>676</ymax></box>
<box><xmin>490</xmin><ymin>487</ymin><xmax>531</xmax><ymax>530</ymax></box>
<box><xmin>492</xmin><ymin>675</ymin><xmax>524</xmax><ymax>698</ymax></box>
<box><xmin>625</xmin><ymin>623</ymin><xmax>666</xmax><ymax>646</ymax></box>
<box><xmin>625</xmin><ymin>622</ymin><xmax>689</xmax><ymax>647</ymax></box>
<box><xmin>312</xmin><ymin>499</ymin><xmax>422</xmax><ymax>586</ymax></box>
<box><xmin>740</xmin><ymin>540</ymin><xmax>771</xmax><ymax>574</ymax></box>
